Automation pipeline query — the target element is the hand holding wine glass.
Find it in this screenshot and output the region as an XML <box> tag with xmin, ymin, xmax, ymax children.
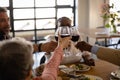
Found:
<box><xmin>57</xmin><ymin>33</ymin><xmax>71</xmax><ymax>49</ymax></box>
<box><xmin>55</xmin><ymin>26</ymin><xmax>71</xmax><ymax>41</ymax></box>
<box><xmin>55</xmin><ymin>26</ymin><xmax>71</xmax><ymax>56</ymax></box>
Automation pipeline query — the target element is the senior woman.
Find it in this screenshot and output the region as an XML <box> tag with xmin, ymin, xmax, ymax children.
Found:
<box><xmin>0</xmin><ymin>36</ymin><xmax>70</xmax><ymax>80</ymax></box>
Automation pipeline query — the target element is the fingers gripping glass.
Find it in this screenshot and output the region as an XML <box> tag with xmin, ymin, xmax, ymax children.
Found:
<box><xmin>55</xmin><ymin>26</ymin><xmax>71</xmax><ymax>56</ymax></box>
<box><xmin>55</xmin><ymin>26</ymin><xmax>71</xmax><ymax>41</ymax></box>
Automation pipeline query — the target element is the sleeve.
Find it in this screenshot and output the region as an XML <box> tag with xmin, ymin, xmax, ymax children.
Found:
<box><xmin>91</xmin><ymin>45</ymin><xmax>99</xmax><ymax>54</ymax></box>
<box><xmin>41</xmin><ymin>46</ymin><xmax>63</xmax><ymax>80</ymax></box>
<box><xmin>96</xmin><ymin>46</ymin><xmax>120</xmax><ymax>66</ymax></box>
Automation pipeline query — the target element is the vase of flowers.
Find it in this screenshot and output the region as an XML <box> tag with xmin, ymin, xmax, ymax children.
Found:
<box><xmin>101</xmin><ymin>3</ymin><xmax>118</xmax><ymax>33</ymax></box>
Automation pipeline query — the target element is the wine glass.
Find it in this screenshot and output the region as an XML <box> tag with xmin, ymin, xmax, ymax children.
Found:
<box><xmin>55</xmin><ymin>26</ymin><xmax>71</xmax><ymax>41</ymax></box>
<box><xmin>55</xmin><ymin>26</ymin><xmax>71</xmax><ymax>56</ymax></box>
<box><xmin>70</xmin><ymin>27</ymin><xmax>80</xmax><ymax>43</ymax></box>
<box><xmin>55</xmin><ymin>27</ymin><xmax>60</xmax><ymax>41</ymax></box>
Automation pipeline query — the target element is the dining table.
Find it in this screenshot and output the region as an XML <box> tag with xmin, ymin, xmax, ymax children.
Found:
<box><xmin>58</xmin><ymin>59</ymin><xmax>119</xmax><ymax>80</ymax></box>
<box><xmin>95</xmin><ymin>33</ymin><xmax>120</xmax><ymax>47</ymax></box>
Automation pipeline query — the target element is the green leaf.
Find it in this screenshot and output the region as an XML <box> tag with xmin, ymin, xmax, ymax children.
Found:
<box><xmin>105</xmin><ymin>23</ymin><xmax>111</xmax><ymax>28</ymax></box>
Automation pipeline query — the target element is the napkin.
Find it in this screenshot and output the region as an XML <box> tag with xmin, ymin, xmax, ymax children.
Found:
<box><xmin>69</xmin><ymin>41</ymin><xmax>81</xmax><ymax>55</ymax></box>
<box><xmin>45</xmin><ymin>41</ymin><xmax>83</xmax><ymax>65</ymax></box>
<box><xmin>60</xmin><ymin>42</ymin><xmax>83</xmax><ymax>65</ymax></box>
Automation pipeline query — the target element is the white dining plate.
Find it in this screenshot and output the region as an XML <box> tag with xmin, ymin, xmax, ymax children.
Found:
<box><xmin>111</xmin><ymin>69</ymin><xmax>120</xmax><ymax>79</ymax></box>
<box><xmin>69</xmin><ymin>74</ymin><xmax>103</xmax><ymax>80</ymax></box>
<box><xmin>110</xmin><ymin>76</ymin><xmax>119</xmax><ymax>80</ymax></box>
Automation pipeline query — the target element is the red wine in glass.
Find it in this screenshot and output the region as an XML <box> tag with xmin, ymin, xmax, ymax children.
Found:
<box><xmin>55</xmin><ymin>36</ymin><xmax>58</xmax><ymax>41</ymax></box>
<box><xmin>55</xmin><ymin>26</ymin><xmax>71</xmax><ymax>41</ymax></box>
<box><xmin>70</xmin><ymin>27</ymin><xmax>80</xmax><ymax>42</ymax></box>
<box><xmin>55</xmin><ymin>34</ymin><xmax>70</xmax><ymax>41</ymax></box>
<box><xmin>71</xmin><ymin>35</ymin><xmax>80</xmax><ymax>42</ymax></box>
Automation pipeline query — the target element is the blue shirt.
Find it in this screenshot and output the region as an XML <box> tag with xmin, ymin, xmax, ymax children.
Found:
<box><xmin>91</xmin><ymin>46</ymin><xmax>99</xmax><ymax>54</ymax></box>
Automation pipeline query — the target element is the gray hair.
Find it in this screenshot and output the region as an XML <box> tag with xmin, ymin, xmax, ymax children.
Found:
<box><xmin>57</xmin><ymin>17</ymin><xmax>71</xmax><ymax>27</ymax></box>
<box><xmin>0</xmin><ymin>37</ymin><xmax>34</xmax><ymax>80</ymax></box>
<box><xmin>0</xmin><ymin>7</ymin><xmax>7</xmax><ymax>13</ymax></box>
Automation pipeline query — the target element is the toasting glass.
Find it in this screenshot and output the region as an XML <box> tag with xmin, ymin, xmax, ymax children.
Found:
<box><xmin>55</xmin><ymin>26</ymin><xmax>71</xmax><ymax>56</ymax></box>
<box><xmin>70</xmin><ymin>27</ymin><xmax>80</xmax><ymax>43</ymax></box>
<box><xmin>55</xmin><ymin>26</ymin><xmax>71</xmax><ymax>41</ymax></box>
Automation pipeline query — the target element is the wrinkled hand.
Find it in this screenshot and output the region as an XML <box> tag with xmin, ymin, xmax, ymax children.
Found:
<box><xmin>75</xmin><ymin>41</ymin><xmax>92</xmax><ymax>52</ymax></box>
<box><xmin>41</xmin><ymin>41</ymin><xmax>57</xmax><ymax>53</ymax></box>
<box><xmin>82</xmin><ymin>54</ymin><xmax>95</xmax><ymax>66</ymax></box>
<box><xmin>58</xmin><ymin>35</ymin><xmax>71</xmax><ymax>49</ymax></box>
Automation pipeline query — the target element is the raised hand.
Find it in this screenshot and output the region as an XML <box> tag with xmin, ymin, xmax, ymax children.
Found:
<box><xmin>75</xmin><ymin>41</ymin><xmax>92</xmax><ymax>52</ymax></box>
<box><xmin>57</xmin><ymin>33</ymin><xmax>71</xmax><ymax>49</ymax></box>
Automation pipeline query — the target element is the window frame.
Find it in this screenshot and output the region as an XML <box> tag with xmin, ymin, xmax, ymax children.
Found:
<box><xmin>6</xmin><ymin>0</ymin><xmax>76</xmax><ymax>43</ymax></box>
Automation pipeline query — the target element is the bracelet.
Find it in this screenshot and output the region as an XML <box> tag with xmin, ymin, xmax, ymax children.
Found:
<box><xmin>38</xmin><ymin>43</ymin><xmax>42</xmax><ymax>52</ymax></box>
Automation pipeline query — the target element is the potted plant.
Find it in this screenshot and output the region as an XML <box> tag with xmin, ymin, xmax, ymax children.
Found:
<box><xmin>101</xmin><ymin>3</ymin><xmax>118</xmax><ymax>33</ymax></box>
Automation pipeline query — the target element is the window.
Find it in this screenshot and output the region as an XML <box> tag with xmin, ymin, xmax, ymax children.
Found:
<box><xmin>1</xmin><ymin>0</ymin><xmax>76</xmax><ymax>43</ymax></box>
<box><xmin>0</xmin><ymin>0</ymin><xmax>9</xmax><ymax>7</ymax></box>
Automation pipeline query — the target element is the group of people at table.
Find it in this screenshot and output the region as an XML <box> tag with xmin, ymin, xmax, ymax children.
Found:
<box><xmin>0</xmin><ymin>7</ymin><xmax>120</xmax><ymax>80</ymax></box>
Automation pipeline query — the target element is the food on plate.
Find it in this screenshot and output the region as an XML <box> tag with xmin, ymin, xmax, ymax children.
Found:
<box><xmin>69</xmin><ymin>64</ymin><xmax>90</xmax><ymax>71</ymax></box>
<box><xmin>70</xmin><ymin>64</ymin><xmax>77</xmax><ymax>70</ymax></box>
<box><xmin>111</xmin><ymin>69</ymin><xmax>120</xmax><ymax>79</ymax></box>
<box><xmin>70</xmin><ymin>74</ymin><xmax>90</xmax><ymax>80</ymax></box>
<box><xmin>70</xmin><ymin>74</ymin><xmax>103</xmax><ymax>80</ymax></box>
<box><xmin>77</xmin><ymin>74</ymin><xmax>90</xmax><ymax>80</ymax></box>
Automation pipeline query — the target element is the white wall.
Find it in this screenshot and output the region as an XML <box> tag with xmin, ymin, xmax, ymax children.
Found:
<box><xmin>77</xmin><ymin>0</ymin><xmax>89</xmax><ymax>34</ymax></box>
<box><xmin>77</xmin><ymin>0</ymin><xmax>109</xmax><ymax>44</ymax></box>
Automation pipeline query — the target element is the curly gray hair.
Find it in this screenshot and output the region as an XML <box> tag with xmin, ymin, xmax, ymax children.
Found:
<box><xmin>57</xmin><ymin>17</ymin><xmax>71</xmax><ymax>27</ymax></box>
<box><xmin>0</xmin><ymin>37</ymin><xmax>34</xmax><ymax>80</ymax></box>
